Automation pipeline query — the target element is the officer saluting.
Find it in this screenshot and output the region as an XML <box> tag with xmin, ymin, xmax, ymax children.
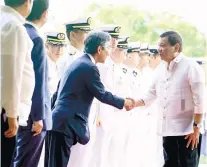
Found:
<box><xmin>59</xmin><ymin>17</ymin><xmax>92</xmax><ymax>76</ymax></box>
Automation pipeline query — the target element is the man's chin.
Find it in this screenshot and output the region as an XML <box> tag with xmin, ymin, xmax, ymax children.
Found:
<box><xmin>100</xmin><ymin>60</ymin><xmax>105</xmax><ymax>64</ymax></box>
<box><xmin>101</xmin><ymin>58</ymin><xmax>107</xmax><ymax>64</ymax></box>
<box><xmin>111</xmin><ymin>46</ymin><xmax>117</xmax><ymax>52</ymax></box>
<box><xmin>55</xmin><ymin>55</ymin><xmax>61</xmax><ymax>60</ymax></box>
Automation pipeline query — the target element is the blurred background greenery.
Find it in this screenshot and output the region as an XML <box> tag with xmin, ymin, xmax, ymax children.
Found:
<box><xmin>83</xmin><ymin>3</ymin><xmax>207</xmax><ymax>58</ymax></box>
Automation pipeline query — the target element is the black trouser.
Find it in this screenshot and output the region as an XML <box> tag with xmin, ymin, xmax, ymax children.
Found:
<box><xmin>163</xmin><ymin>135</ymin><xmax>202</xmax><ymax>167</ymax></box>
<box><xmin>44</xmin><ymin>131</ymin><xmax>74</xmax><ymax>167</ymax></box>
<box><xmin>10</xmin><ymin>126</ymin><xmax>46</xmax><ymax>167</ymax></box>
<box><xmin>1</xmin><ymin>109</ymin><xmax>16</xmax><ymax>167</ymax></box>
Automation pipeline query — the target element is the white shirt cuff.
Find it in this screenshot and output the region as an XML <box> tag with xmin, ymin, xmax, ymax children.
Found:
<box><xmin>5</xmin><ymin>110</ymin><xmax>18</xmax><ymax>118</ymax></box>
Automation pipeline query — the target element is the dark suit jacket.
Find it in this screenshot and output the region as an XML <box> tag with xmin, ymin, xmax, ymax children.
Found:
<box><xmin>52</xmin><ymin>54</ymin><xmax>125</xmax><ymax>145</ymax></box>
<box><xmin>24</xmin><ymin>23</ymin><xmax>52</xmax><ymax>130</ymax></box>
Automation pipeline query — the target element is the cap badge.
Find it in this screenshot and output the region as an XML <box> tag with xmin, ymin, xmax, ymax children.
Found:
<box><xmin>57</xmin><ymin>33</ymin><xmax>65</xmax><ymax>40</ymax></box>
<box><xmin>87</xmin><ymin>17</ymin><xmax>92</xmax><ymax>25</ymax></box>
<box><xmin>115</xmin><ymin>27</ymin><xmax>121</xmax><ymax>33</ymax></box>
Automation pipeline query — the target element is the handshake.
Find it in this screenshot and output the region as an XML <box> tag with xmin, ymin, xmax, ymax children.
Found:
<box><xmin>124</xmin><ymin>98</ymin><xmax>136</xmax><ymax>111</ymax></box>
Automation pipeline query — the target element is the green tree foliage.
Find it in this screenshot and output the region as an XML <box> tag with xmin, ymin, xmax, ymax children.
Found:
<box><xmin>84</xmin><ymin>3</ymin><xmax>206</xmax><ymax>57</ymax></box>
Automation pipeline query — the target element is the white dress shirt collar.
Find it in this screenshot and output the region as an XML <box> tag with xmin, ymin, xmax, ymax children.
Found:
<box><xmin>87</xmin><ymin>54</ymin><xmax>96</xmax><ymax>64</ymax></box>
<box><xmin>164</xmin><ymin>52</ymin><xmax>184</xmax><ymax>71</ymax></box>
<box><xmin>1</xmin><ymin>5</ymin><xmax>25</xmax><ymax>24</ymax></box>
<box><xmin>173</xmin><ymin>52</ymin><xmax>184</xmax><ymax>63</ymax></box>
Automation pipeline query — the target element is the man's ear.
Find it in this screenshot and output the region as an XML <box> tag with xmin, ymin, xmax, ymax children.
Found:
<box><xmin>42</xmin><ymin>10</ymin><xmax>48</xmax><ymax>20</ymax></box>
<box><xmin>70</xmin><ymin>31</ymin><xmax>75</xmax><ymax>40</ymax></box>
<box><xmin>97</xmin><ymin>45</ymin><xmax>102</xmax><ymax>55</ymax></box>
<box><xmin>25</xmin><ymin>0</ymin><xmax>30</xmax><ymax>6</ymax></box>
<box><xmin>174</xmin><ymin>43</ymin><xmax>180</xmax><ymax>53</ymax></box>
<box><xmin>45</xmin><ymin>43</ymin><xmax>49</xmax><ymax>49</ymax></box>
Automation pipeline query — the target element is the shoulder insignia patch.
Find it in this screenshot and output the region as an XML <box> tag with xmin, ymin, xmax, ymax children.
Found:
<box><xmin>123</xmin><ymin>68</ymin><xmax>127</xmax><ymax>73</ymax></box>
<box><xmin>69</xmin><ymin>51</ymin><xmax>76</xmax><ymax>56</ymax></box>
<box><xmin>133</xmin><ymin>71</ymin><xmax>137</xmax><ymax>77</ymax></box>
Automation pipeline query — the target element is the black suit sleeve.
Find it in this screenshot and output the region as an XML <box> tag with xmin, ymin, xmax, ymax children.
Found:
<box><xmin>30</xmin><ymin>37</ymin><xmax>46</xmax><ymax>121</ymax></box>
<box><xmin>86</xmin><ymin>65</ymin><xmax>125</xmax><ymax>109</ymax></box>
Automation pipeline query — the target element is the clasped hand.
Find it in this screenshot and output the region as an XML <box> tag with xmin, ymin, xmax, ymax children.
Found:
<box><xmin>124</xmin><ymin>98</ymin><xmax>135</xmax><ymax>111</ymax></box>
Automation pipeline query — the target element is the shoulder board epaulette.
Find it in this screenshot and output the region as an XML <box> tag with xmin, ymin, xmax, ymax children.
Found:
<box><xmin>133</xmin><ymin>70</ymin><xmax>137</xmax><ymax>77</ymax></box>
<box><xmin>69</xmin><ymin>51</ymin><xmax>76</xmax><ymax>56</ymax></box>
<box><xmin>123</xmin><ymin>68</ymin><xmax>127</xmax><ymax>73</ymax></box>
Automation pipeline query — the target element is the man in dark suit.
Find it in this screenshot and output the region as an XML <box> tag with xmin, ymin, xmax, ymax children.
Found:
<box><xmin>11</xmin><ymin>0</ymin><xmax>51</xmax><ymax>167</ymax></box>
<box><xmin>44</xmin><ymin>31</ymin><xmax>134</xmax><ymax>167</ymax></box>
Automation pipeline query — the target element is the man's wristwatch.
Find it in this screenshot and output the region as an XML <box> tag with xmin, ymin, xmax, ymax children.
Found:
<box><xmin>193</xmin><ymin>122</ymin><xmax>202</xmax><ymax>128</ymax></box>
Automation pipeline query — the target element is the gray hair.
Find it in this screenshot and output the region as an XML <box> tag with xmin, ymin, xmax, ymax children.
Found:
<box><xmin>84</xmin><ymin>30</ymin><xmax>111</xmax><ymax>55</ymax></box>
